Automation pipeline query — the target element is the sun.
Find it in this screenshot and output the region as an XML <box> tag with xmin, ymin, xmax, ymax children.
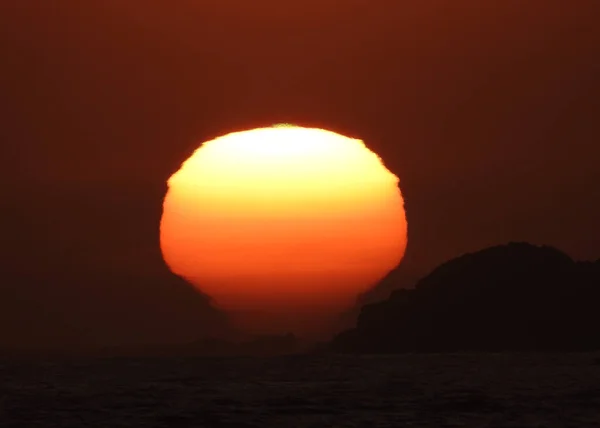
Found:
<box><xmin>160</xmin><ymin>125</ymin><xmax>407</xmax><ymax>338</ymax></box>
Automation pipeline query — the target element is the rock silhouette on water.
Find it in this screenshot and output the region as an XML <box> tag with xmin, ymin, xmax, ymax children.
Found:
<box><xmin>331</xmin><ymin>242</ymin><xmax>600</xmax><ymax>353</ymax></box>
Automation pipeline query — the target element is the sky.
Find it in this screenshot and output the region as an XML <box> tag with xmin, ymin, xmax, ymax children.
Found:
<box><xmin>1</xmin><ymin>1</ymin><xmax>599</xmax><ymax>349</ymax></box>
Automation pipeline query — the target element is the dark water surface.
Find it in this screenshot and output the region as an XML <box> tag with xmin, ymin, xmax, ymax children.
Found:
<box><xmin>2</xmin><ymin>353</ymin><xmax>600</xmax><ymax>427</ymax></box>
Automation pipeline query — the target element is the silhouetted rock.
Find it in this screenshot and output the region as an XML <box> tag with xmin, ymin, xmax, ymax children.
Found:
<box><xmin>338</xmin><ymin>263</ymin><xmax>421</xmax><ymax>328</ymax></box>
<box><xmin>331</xmin><ymin>243</ymin><xmax>600</xmax><ymax>353</ymax></box>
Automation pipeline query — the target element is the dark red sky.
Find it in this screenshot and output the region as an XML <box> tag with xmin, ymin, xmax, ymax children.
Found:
<box><xmin>1</xmin><ymin>1</ymin><xmax>598</xmax><ymax>349</ymax></box>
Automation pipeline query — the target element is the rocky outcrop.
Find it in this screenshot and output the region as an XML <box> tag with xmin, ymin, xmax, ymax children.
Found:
<box><xmin>331</xmin><ymin>243</ymin><xmax>600</xmax><ymax>352</ymax></box>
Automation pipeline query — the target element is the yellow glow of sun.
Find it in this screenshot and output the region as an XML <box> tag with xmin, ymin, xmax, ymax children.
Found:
<box><xmin>160</xmin><ymin>125</ymin><xmax>407</xmax><ymax>337</ymax></box>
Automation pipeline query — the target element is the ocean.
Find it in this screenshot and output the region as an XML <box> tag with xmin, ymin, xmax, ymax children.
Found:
<box><xmin>1</xmin><ymin>353</ymin><xmax>600</xmax><ymax>427</ymax></box>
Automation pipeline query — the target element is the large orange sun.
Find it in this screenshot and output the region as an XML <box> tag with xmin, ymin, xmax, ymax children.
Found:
<box><xmin>160</xmin><ymin>125</ymin><xmax>407</xmax><ymax>338</ymax></box>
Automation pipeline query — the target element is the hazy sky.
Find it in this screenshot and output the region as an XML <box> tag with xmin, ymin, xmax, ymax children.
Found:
<box><xmin>1</xmin><ymin>1</ymin><xmax>598</xmax><ymax>348</ymax></box>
